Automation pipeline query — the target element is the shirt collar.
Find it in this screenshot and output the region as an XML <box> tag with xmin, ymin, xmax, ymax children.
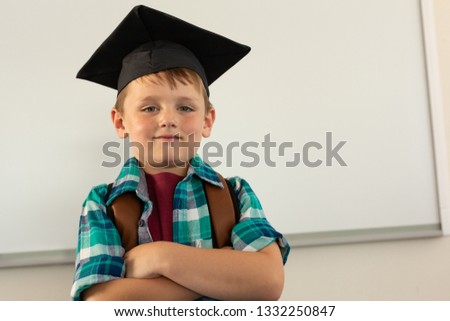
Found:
<box><xmin>187</xmin><ymin>154</ymin><xmax>223</xmax><ymax>187</ymax></box>
<box><xmin>106</xmin><ymin>155</ymin><xmax>223</xmax><ymax>205</ymax></box>
<box><xmin>106</xmin><ymin>157</ymin><xmax>141</xmax><ymax>205</ymax></box>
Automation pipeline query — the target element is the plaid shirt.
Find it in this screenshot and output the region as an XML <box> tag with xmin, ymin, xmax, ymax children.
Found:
<box><xmin>71</xmin><ymin>155</ymin><xmax>290</xmax><ymax>300</ymax></box>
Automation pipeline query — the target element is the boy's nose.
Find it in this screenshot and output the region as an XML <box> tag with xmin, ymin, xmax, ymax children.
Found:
<box><xmin>159</xmin><ymin>109</ymin><xmax>177</xmax><ymax>128</ymax></box>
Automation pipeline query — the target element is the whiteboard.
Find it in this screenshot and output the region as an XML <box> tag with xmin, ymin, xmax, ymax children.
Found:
<box><xmin>0</xmin><ymin>0</ymin><xmax>448</xmax><ymax>263</ymax></box>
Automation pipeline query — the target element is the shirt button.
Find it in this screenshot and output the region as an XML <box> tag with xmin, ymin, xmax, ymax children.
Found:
<box><xmin>138</xmin><ymin>219</ymin><xmax>145</xmax><ymax>227</ymax></box>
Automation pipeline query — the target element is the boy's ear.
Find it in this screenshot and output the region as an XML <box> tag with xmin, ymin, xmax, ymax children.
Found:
<box><xmin>111</xmin><ymin>107</ymin><xmax>128</xmax><ymax>138</ymax></box>
<box><xmin>202</xmin><ymin>107</ymin><xmax>216</xmax><ymax>138</ymax></box>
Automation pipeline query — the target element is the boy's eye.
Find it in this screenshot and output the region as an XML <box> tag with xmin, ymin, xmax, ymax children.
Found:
<box><xmin>142</xmin><ymin>106</ymin><xmax>158</xmax><ymax>112</ymax></box>
<box><xmin>178</xmin><ymin>105</ymin><xmax>194</xmax><ymax>112</ymax></box>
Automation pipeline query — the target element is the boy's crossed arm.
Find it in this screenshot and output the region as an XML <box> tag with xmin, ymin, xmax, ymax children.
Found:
<box><xmin>82</xmin><ymin>275</ymin><xmax>201</xmax><ymax>301</ymax></box>
<box><xmin>83</xmin><ymin>242</ymin><xmax>284</xmax><ymax>301</ymax></box>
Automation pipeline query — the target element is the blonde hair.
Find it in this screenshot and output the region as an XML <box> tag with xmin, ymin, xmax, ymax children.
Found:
<box><xmin>115</xmin><ymin>68</ymin><xmax>213</xmax><ymax>113</ymax></box>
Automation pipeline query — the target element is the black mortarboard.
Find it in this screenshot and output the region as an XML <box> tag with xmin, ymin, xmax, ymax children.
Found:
<box><xmin>76</xmin><ymin>5</ymin><xmax>251</xmax><ymax>95</ymax></box>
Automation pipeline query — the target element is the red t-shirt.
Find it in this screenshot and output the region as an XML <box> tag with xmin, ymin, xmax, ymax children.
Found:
<box><xmin>145</xmin><ymin>172</ymin><xmax>184</xmax><ymax>242</ymax></box>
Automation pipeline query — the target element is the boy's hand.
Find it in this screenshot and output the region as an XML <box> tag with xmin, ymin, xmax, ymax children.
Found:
<box><xmin>124</xmin><ymin>242</ymin><xmax>165</xmax><ymax>279</ymax></box>
<box><xmin>125</xmin><ymin>242</ymin><xmax>233</xmax><ymax>279</ymax></box>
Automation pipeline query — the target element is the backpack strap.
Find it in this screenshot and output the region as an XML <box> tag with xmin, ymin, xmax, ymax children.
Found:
<box><xmin>105</xmin><ymin>173</ymin><xmax>240</xmax><ymax>251</ymax></box>
<box><xmin>202</xmin><ymin>174</ymin><xmax>240</xmax><ymax>248</ymax></box>
<box><xmin>105</xmin><ymin>183</ymin><xmax>142</xmax><ymax>252</ymax></box>
<box><xmin>105</xmin><ymin>183</ymin><xmax>114</xmax><ymax>222</ymax></box>
<box><xmin>225</xmin><ymin>179</ymin><xmax>241</xmax><ymax>225</ymax></box>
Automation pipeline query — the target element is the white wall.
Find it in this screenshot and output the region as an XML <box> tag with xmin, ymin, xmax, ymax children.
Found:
<box><xmin>435</xmin><ymin>0</ymin><xmax>450</xmax><ymax>182</ymax></box>
<box><xmin>283</xmin><ymin>237</ymin><xmax>450</xmax><ymax>300</ymax></box>
<box><xmin>0</xmin><ymin>0</ymin><xmax>449</xmax><ymax>301</ymax></box>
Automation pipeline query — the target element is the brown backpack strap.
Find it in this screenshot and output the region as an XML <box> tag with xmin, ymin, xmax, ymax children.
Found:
<box><xmin>106</xmin><ymin>184</ymin><xmax>141</xmax><ymax>252</ymax></box>
<box><xmin>106</xmin><ymin>173</ymin><xmax>240</xmax><ymax>251</ymax></box>
<box><xmin>202</xmin><ymin>174</ymin><xmax>240</xmax><ymax>248</ymax></box>
<box><xmin>224</xmin><ymin>179</ymin><xmax>241</xmax><ymax>226</ymax></box>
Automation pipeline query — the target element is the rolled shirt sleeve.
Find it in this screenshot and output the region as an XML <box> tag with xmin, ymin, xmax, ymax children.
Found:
<box><xmin>71</xmin><ymin>184</ymin><xmax>125</xmax><ymax>301</ymax></box>
<box><xmin>228</xmin><ymin>177</ymin><xmax>290</xmax><ymax>264</ymax></box>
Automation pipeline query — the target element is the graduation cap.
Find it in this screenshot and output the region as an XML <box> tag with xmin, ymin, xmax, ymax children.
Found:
<box><xmin>76</xmin><ymin>5</ymin><xmax>251</xmax><ymax>95</ymax></box>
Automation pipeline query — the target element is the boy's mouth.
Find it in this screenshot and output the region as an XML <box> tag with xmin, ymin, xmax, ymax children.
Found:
<box><xmin>153</xmin><ymin>134</ymin><xmax>181</xmax><ymax>141</ymax></box>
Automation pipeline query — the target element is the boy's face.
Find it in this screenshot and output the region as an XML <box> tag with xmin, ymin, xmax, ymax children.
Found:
<box><xmin>112</xmin><ymin>75</ymin><xmax>215</xmax><ymax>175</ymax></box>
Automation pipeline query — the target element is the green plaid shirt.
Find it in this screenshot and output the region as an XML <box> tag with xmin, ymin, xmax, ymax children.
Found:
<box><xmin>71</xmin><ymin>155</ymin><xmax>290</xmax><ymax>300</ymax></box>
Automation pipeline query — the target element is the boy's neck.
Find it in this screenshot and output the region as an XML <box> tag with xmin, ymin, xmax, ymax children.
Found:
<box><xmin>143</xmin><ymin>164</ymin><xmax>188</xmax><ymax>177</ymax></box>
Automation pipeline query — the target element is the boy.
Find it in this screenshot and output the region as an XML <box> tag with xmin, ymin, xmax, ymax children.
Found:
<box><xmin>71</xmin><ymin>5</ymin><xmax>290</xmax><ymax>301</ymax></box>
